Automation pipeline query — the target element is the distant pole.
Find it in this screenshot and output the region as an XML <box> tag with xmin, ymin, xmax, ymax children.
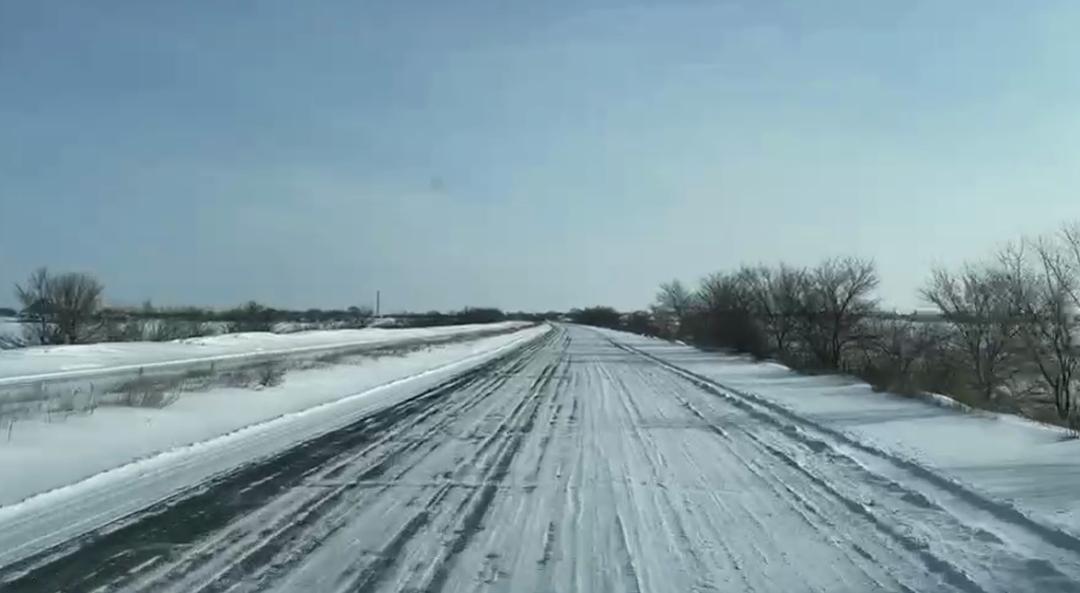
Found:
<box><xmin>376</xmin><ymin>290</ymin><xmax>381</xmax><ymax>317</ymax></box>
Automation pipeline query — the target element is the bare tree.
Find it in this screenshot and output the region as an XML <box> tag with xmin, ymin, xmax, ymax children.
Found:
<box><xmin>226</xmin><ymin>301</ymin><xmax>276</xmax><ymax>333</ymax></box>
<box><xmin>696</xmin><ymin>271</ymin><xmax>755</xmax><ymax>316</ymax></box>
<box><xmin>745</xmin><ymin>264</ymin><xmax>808</xmax><ymax>356</ymax></box>
<box><xmin>653</xmin><ymin>279</ymin><xmax>694</xmax><ymax>338</ymax></box>
<box><xmin>695</xmin><ymin>270</ymin><xmax>767</xmax><ymax>356</ymax></box>
<box><xmin>857</xmin><ymin>316</ymin><xmax>940</xmax><ymax>392</ymax></box>
<box><xmin>15</xmin><ymin>268</ymin><xmax>54</xmax><ymax>345</ymax></box>
<box><xmin>15</xmin><ymin>268</ymin><xmax>105</xmax><ymax>345</ymax></box>
<box><xmin>921</xmin><ymin>264</ymin><xmax>1019</xmax><ymax>402</ymax></box>
<box><xmin>1062</xmin><ymin>222</ymin><xmax>1080</xmax><ymax>307</ymax></box>
<box><xmin>801</xmin><ymin>257</ymin><xmax>879</xmax><ymax>370</ymax></box>
<box><xmin>1004</xmin><ymin>234</ymin><xmax>1080</xmax><ymax>424</ymax></box>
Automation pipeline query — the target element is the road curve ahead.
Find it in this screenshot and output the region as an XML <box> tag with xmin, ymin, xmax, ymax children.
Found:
<box><xmin>3</xmin><ymin>325</ymin><xmax>1079</xmax><ymax>592</ymax></box>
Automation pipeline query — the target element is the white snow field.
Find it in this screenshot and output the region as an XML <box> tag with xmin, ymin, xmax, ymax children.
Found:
<box><xmin>1</xmin><ymin>325</ymin><xmax>1079</xmax><ymax>593</ymax></box>
<box><xmin>0</xmin><ymin>321</ymin><xmax>529</xmax><ymax>384</ymax></box>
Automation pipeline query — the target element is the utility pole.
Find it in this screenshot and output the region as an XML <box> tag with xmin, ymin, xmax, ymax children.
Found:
<box><xmin>376</xmin><ymin>290</ymin><xmax>381</xmax><ymax>318</ymax></box>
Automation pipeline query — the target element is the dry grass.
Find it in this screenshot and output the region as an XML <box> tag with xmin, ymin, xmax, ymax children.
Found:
<box><xmin>256</xmin><ymin>362</ymin><xmax>286</xmax><ymax>388</ymax></box>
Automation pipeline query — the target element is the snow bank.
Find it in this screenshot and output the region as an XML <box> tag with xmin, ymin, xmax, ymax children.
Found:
<box><xmin>0</xmin><ymin>325</ymin><xmax>547</xmax><ymax>508</ymax></box>
<box><xmin>0</xmin><ymin>321</ymin><xmax>528</xmax><ymax>383</ymax></box>
<box><xmin>597</xmin><ymin>328</ymin><xmax>1080</xmax><ymax>541</ymax></box>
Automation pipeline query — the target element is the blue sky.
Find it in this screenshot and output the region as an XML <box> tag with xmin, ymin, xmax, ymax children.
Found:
<box><xmin>3</xmin><ymin>1</ymin><xmax>1080</xmax><ymax>312</ymax></box>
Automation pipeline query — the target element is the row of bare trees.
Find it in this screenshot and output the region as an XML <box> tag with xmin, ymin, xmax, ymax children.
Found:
<box><xmin>923</xmin><ymin>225</ymin><xmax>1080</xmax><ymax>424</ymax></box>
<box><xmin>653</xmin><ymin>257</ymin><xmax>879</xmax><ymax>371</ymax></box>
<box><xmin>650</xmin><ymin>223</ymin><xmax>1080</xmax><ymax>428</ymax></box>
<box><xmin>8</xmin><ymin>267</ymin><xmax>519</xmax><ymax>347</ymax></box>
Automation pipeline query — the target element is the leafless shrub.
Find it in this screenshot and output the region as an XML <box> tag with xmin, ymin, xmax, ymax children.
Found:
<box><xmin>999</xmin><ymin>232</ymin><xmax>1080</xmax><ymax>423</ymax></box>
<box><xmin>344</xmin><ymin>305</ymin><xmax>374</xmax><ymax>329</ymax></box>
<box><xmin>256</xmin><ymin>362</ymin><xmax>286</xmax><ymax>387</ymax></box>
<box><xmin>221</xmin><ymin>369</ymin><xmax>256</xmax><ymax>388</ymax></box>
<box><xmin>655</xmin><ymin>258</ymin><xmax>877</xmax><ymax>368</ymax></box>
<box><xmin>798</xmin><ymin>257</ymin><xmax>879</xmax><ymax>371</ymax></box>
<box><xmin>745</xmin><ymin>264</ymin><xmax>809</xmax><ymax>357</ymax></box>
<box><xmin>102</xmin><ymin>318</ymin><xmax>147</xmax><ymax>343</ymax></box>
<box><xmin>921</xmin><ymin>263</ymin><xmax>1020</xmax><ymax>404</ymax></box>
<box><xmin>15</xmin><ymin>268</ymin><xmax>104</xmax><ymax>345</ymax></box>
<box><xmin>694</xmin><ymin>269</ymin><xmax>768</xmax><ymax>357</ymax></box>
<box><xmin>147</xmin><ymin>318</ymin><xmax>209</xmax><ymax>342</ymax></box>
<box><xmin>226</xmin><ymin>301</ymin><xmax>275</xmax><ymax>333</ymax></box>
<box><xmin>652</xmin><ymin>279</ymin><xmax>694</xmax><ymax>339</ymax></box>
<box><xmin>854</xmin><ymin>317</ymin><xmax>940</xmax><ymax>393</ymax></box>
<box><xmin>111</xmin><ymin>370</ymin><xmax>184</xmax><ymax>408</ymax></box>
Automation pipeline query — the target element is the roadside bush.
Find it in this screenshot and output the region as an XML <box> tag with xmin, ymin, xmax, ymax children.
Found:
<box><xmin>114</xmin><ymin>373</ymin><xmax>182</xmax><ymax>408</ymax></box>
<box><xmin>15</xmin><ymin>268</ymin><xmax>105</xmax><ymax>345</ymax></box>
<box><xmin>102</xmin><ymin>318</ymin><xmax>146</xmax><ymax>343</ymax></box>
<box><xmin>256</xmin><ymin>362</ymin><xmax>286</xmax><ymax>387</ymax></box>
<box><xmin>226</xmin><ymin>301</ymin><xmax>276</xmax><ymax>333</ymax></box>
<box><xmin>637</xmin><ymin>220</ymin><xmax>1080</xmax><ymax>429</ymax></box>
<box><xmin>569</xmin><ymin>306</ymin><xmax>622</xmax><ymax>329</ymax></box>
<box><xmin>623</xmin><ymin>311</ymin><xmax>657</xmax><ymax>336</ymax></box>
<box><xmin>147</xmin><ymin>318</ymin><xmax>208</xmax><ymax>342</ymax></box>
<box><xmin>853</xmin><ymin>317</ymin><xmax>939</xmax><ymax>394</ymax></box>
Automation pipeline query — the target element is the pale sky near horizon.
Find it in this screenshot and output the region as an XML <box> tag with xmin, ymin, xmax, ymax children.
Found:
<box><xmin>3</xmin><ymin>1</ymin><xmax>1080</xmax><ymax>312</ymax></box>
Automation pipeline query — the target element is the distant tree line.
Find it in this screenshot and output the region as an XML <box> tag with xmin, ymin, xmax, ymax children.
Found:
<box><xmin>573</xmin><ymin>222</ymin><xmax>1080</xmax><ymax>430</ymax></box>
<box><xmin>104</xmin><ymin>300</ymin><xmax>377</xmax><ymax>335</ymax></box>
<box><xmin>565</xmin><ymin>307</ymin><xmax>657</xmax><ymax>337</ymax></box>
<box><xmin>8</xmin><ymin>267</ymin><xmax>541</xmax><ymax>346</ymax></box>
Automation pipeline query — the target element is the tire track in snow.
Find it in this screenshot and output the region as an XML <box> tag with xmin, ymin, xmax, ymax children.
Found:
<box><xmin>597</xmin><ymin>363</ymin><xmax>716</xmax><ymax>591</ymax></box>
<box><xmin>667</xmin><ymin>385</ymin><xmax>925</xmax><ymax>592</ymax></box>
<box><xmin>13</xmin><ymin>326</ymin><xmax>1078</xmax><ymax>593</ymax></box>
<box><xmin>420</xmin><ymin>358</ymin><xmax>561</xmax><ymax>592</ymax></box>
<box><xmin>256</xmin><ymin>332</ymin><xmax>564</xmax><ymax>593</ymax></box>
<box><xmin>268</xmin><ymin>329</ymin><xmax>567</xmax><ymax>593</ymax></box>
<box><xmin>150</xmin><ymin>344</ymin><xmax>538</xmax><ymax>593</ymax></box>
<box><xmin>0</xmin><ymin>330</ymin><xmax>554</xmax><ymax>593</ymax></box>
<box><xmin>685</xmin><ymin>372</ymin><xmax>1079</xmax><ymax>592</ymax></box>
<box><xmin>607</xmin><ymin>333</ymin><xmax>1080</xmax><ymax>593</ymax></box>
<box><xmin>611</xmin><ymin>358</ymin><xmax>904</xmax><ymax>592</ymax></box>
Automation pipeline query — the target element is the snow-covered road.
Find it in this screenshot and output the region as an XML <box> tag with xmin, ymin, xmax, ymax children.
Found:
<box><xmin>2</xmin><ymin>325</ymin><xmax>1077</xmax><ymax>592</ymax></box>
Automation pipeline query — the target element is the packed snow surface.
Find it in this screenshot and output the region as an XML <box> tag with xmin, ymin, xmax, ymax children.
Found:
<box><xmin>599</xmin><ymin>328</ymin><xmax>1080</xmax><ymax>542</ymax></box>
<box><xmin>2</xmin><ymin>325</ymin><xmax>1078</xmax><ymax>593</ymax></box>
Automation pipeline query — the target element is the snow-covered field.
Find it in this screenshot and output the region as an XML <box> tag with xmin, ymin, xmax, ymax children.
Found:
<box><xmin>0</xmin><ymin>321</ymin><xmax>529</xmax><ymax>383</ymax></box>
